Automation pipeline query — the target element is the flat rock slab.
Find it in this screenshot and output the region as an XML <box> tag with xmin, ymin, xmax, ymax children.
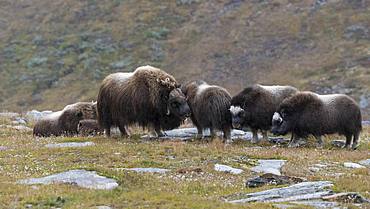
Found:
<box><xmin>227</xmin><ymin>181</ymin><xmax>333</xmax><ymax>204</ymax></box>
<box><xmin>117</xmin><ymin>168</ymin><xmax>170</xmax><ymax>174</ymax></box>
<box><xmin>250</xmin><ymin>159</ymin><xmax>286</xmax><ymax>175</ymax></box>
<box><xmin>45</xmin><ymin>142</ymin><xmax>95</xmax><ymax>148</ymax></box>
<box><xmin>246</xmin><ymin>173</ymin><xmax>305</xmax><ymax>188</ymax></box>
<box><xmin>18</xmin><ymin>169</ymin><xmax>118</xmax><ymax>190</ymax></box>
<box><xmin>143</xmin><ymin>128</ymin><xmax>256</xmax><ymax>140</ymax></box>
<box><xmin>322</xmin><ymin>192</ymin><xmax>370</xmax><ymax>204</ymax></box>
<box><xmin>358</xmin><ymin>159</ymin><xmax>370</xmax><ymax>167</ymax></box>
<box><xmin>290</xmin><ymin>200</ymin><xmax>339</xmax><ymax>208</ymax></box>
<box><xmin>214</xmin><ymin>164</ymin><xmax>243</xmax><ymax>175</ymax></box>
<box><xmin>331</xmin><ymin>140</ymin><xmax>346</xmax><ymax>148</ymax></box>
<box><xmin>268</xmin><ymin>137</ymin><xmax>290</xmax><ymax>145</ymax></box>
<box><xmin>343</xmin><ymin>162</ymin><xmax>366</xmax><ymax>169</ymax></box>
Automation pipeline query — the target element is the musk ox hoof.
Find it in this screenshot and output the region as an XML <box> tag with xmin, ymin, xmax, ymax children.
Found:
<box><xmin>351</xmin><ymin>143</ymin><xmax>359</xmax><ymax>150</ymax></box>
<box><xmin>195</xmin><ymin>134</ymin><xmax>203</xmax><ymax>140</ymax></box>
<box><xmin>251</xmin><ymin>138</ymin><xmax>260</xmax><ymax>144</ymax></box>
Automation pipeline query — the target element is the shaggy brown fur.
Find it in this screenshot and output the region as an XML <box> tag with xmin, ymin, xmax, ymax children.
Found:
<box><xmin>182</xmin><ymin>80</ymin><xmax>232</xmax><ymax>141</ymax></box>
<box><xmin>33</xmin><ymin>102</ymin><xmax>97</xmax><ymax>137</ymax></box>
<box><xmin>230</xmin><ymin>84</ymin><xmax>298</xmax><ymax>143</ymax></box>
<box><xmin>271</xmin><ymin>91</ymin><xmax>362</xmax><ymax>149</ymax></box>
<box><xmin>77</xmin><ymin>119</ymin><xmax>103</xmax><ymax>136</ymax></box>
<box><xmin>97</xmin><ymin>65</ymin><xmax>190</xmax><ymax>137</ymax></box>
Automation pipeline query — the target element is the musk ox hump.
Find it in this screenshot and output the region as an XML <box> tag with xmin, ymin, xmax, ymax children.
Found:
<box><xmin>134</xmin><ymin>65</ymin><xmax>178</xmax><ymax>89</ymax></box>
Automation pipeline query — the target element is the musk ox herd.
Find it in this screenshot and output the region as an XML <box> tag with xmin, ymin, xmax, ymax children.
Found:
<box><xmin>33</xmin><ymin>65</ymin><xmax>363</xmax><ymax>149</ymax></box>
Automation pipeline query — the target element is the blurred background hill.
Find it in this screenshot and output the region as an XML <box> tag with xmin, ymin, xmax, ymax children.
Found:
<box><xmin>0</xmin><ymin>0</ymin><xmax>369</xmax><ymax>118</ymax></box>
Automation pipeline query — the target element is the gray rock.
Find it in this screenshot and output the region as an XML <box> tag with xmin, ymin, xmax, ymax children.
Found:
<box><xmin>214</xmin><ymin>164</ymin><xmax>243</xmax><ymax>175</ymax></box>
<box><xmin>226</xmin><ymin>181</ymin><xmax>333</xmax><ymax>203</ymax></box>
<box><xmin>0</xmin><ymin>112</ymin><xmax>20</xmax><ymax>119</ymax></box>
<box><xmin>26</xmin><ymin>110</ymin><xmax>53</xmax><ymax>122</ymax></box>
<box><xmin>144</xmin><ymin>127</ymin><xmax>256</xmax><ymax>140</ymax></box>
<box><xmin>0</xmin><ymin>146</ymin><xmax>7</xmax><ymax>151</ymax></box>
<box><xmin>322</xmin><ymin>192</ymin><xmax>370</xmax><ymax>204</ymax></box>
<box><xmin>291</xmin><ymin>200</ymin><xmax>338</xmax><ymax>208</ymax></box>
<box><xmin>12</xmin><ymin>117</ymin><xmax>27</xmax><ymax>125</ymax></box>
<box><xmin>246</xmin><ymin>173</ymin><xmax>305</xmax><ymax>188</ymax></box>
<box><xmin>358</xmin><ymin>159</ymin><xmax>370</xmax><ymax>167</ymax></box>
<box><xmin>362</xmin><ymin>121</ymin><xmax>370</xmax><ymax>126</ymax></box>
<box><xmin>343</xmin><ymin>162</ymin><xmax>365</xmax><ymax>169</ymax></box>
<box><xmin>117</xmin><ymin>168</ymin><xmax>170</xmax><ymax>174</ymax></box>
<box><xmin>250</xmin><ymin>159</ymin><xmax>286</xmax><ymax>175</ymax></box>
<box><xmin>331</xmin><ymin>140</ymin><xmax>346</xmax><ymax>148</ymax></box>
<box><xmin>268</xmin><ymin>137</ymin><xmax>290</xmax><ymax>145</ymax></box>
<box><xmin>45</xmin><ymin>142</ymin><xmax>95</xmax><ymax>148</ymax></box>
<box><xmin>11</xmin><ymin>125</ymin><xmax>32</xmax><ymax>132</ymax></box>
<box><xmin>18</xmin><ymin>170</ymin><xmax>118</xmax><ymax>190</ymax></box>
<box><xmin>95</xmin><ymin>206</ymin><xmax>112</xmax><ymax>209</ymax></box>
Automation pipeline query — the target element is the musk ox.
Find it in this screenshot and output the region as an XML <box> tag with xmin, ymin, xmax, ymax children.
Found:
<box><xmin>33</xmin><ymin>102</ymin><xmax>97</xmax><ymax>137</ymax></box>
<box><xmin>97</xmin><ymin>65</ymin><xmax>191</xmax><ymax>137</ymax></box>
<box><xmin>77</xmin><ymin>119</ymin><xmax>103</xmax><ymax>136</ymax></box>
<box><xmin>271</xmin><ymin>92</ymin><xmax>362</xmax><ymax>149</ymax></box>
<box><xmin>230</xmin><ymin>84</ymin><xmax>298</xmax><ymax>143</ymax></box>
<box><xmin>181</xmin><ymin>80</ymin><xmax>232</xmax><ymax>141</ymax></box>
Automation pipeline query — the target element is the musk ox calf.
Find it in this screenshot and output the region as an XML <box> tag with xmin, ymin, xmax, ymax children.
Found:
<box><xmin>33</xmin><ymin>102</ymin><xmax>97</xmax><ymax>137</ymax></box>
<box><xmin>97</xmin><ymin>65</ymin><xmax>191</xmax><ymax>137</ymax></box>
<box><xmin>181</xmin><ymin>80</ymin><xmax>232</xmax><ymax>141</ymax></box>
<box><xmin>230</xmin><ymin>84</ymin><xmax>298</xmax><ymax>143</ymax></box>
<box><xmin>271</xmin><ymin>92</ymin><xmax>362</xmax><ymax>149</ymax></box>
<box><xmin>77</xmin><ymin>119</ymin><xmax>103</xmax><ymax>136</ymax></box>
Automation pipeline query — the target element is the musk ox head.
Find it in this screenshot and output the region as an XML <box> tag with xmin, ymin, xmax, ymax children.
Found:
<box><xmin>167</xmin><ymin>88</ymin><xmax>191</xmax><ymax>119</ymax></box>
<box><xmin>229</xmin><ymin>105</ymin><xmax>247</xmax><ymax>129</ymax></box>
<box><xmin>271</xmin><ymin>109</ymin><xmax>294</xmax><ymax>135</ymax></box>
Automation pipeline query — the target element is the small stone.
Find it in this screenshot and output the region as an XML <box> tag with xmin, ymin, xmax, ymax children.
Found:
<box><xmin>268</xmin><ymin>137</ymin><xmax>290</xmax><ymax>144</ymax></box>
<box><xmin>358</xmin><ymin>159</ymin><xmax>370</xmax><ymax>167</ymax></box>
<box><xmin>0</xmin><ymin>146</ymin><xmax>7</xmax><ymax>151</ymax></box>
<box><xmin>214</xmin><ymin>164</ymin><xmax>243</xmax><ymax>175</ymax></box>
<box><xmin>117</xmin><ymin>168</ymin><xmax>170</xmax><ymax>174</ymax></box>
<box><xmin>322</xmin><ymin>192</ymin><xmax>370</xmax><ymax>203</ymax></box>
<box><xmin>45</xmin><ymin>142</ymin><xmax>95</xmax><ymax>148</ymax></box>
<box><xmin>309</xmin><ymin>167</ymin><xmax>320</xmax><ymax>172</ymax></box>
<box><xmin>250</xmin><ymin>159</ymin><xmax>286</xmax><ymax>175</ymax></box>
<box><xmin>95</xmin><ymin>206</ymin><xmax>112</xmax><ymax>209</ymax></box>
<box><xmin>343</xmin><ymin>162</ymin><xmax>365</xmax><ymax>169</ymax></box>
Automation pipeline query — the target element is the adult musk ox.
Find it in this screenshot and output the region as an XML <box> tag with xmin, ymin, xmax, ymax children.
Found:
<box><xmin>182</xmin><ymin>80</ymin><xmax>232</xmax><ymax>141</ymax></box>
<box><xmin>97</xmin><ymin>65</ymin><xmax>191</xmax><ymax>137</ymax></box>
<box><xmin>77</xmin><ymin>119</ymin><xmax>103</xmax><ymax>136</ymax></box>
<box><xmin>271</xmin><ymin>92</ymin><xmax>362</xmax><ymax>149</ymax></box>
<box><xmin>230</xmin><ymin>84</ymin><xmax>298</xmax><ymax>143</ymax></box>
<box><xmin>33</xmin><ymin>102</ymin><xmax>97</xmax><ymax>137</ymax></box>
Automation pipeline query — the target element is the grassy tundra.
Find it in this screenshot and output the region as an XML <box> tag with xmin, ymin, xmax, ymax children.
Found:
<box><xmin>0</xmin><ymin>117</ymin><xmax>369</xmax><ymax>208</ymax></box>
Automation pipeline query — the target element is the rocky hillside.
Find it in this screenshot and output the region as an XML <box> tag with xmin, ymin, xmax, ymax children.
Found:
<box><xmin>0</xmin><ymin>0</ymin><xmax>369</xmax><ymax>118</ymax></box>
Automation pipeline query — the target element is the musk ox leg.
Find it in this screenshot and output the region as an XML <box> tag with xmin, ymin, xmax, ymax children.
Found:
<box><xmin>222</xmin><ymin>127</ymin><xmax>232</xmax><ymax>143</ymax></box>
<box><xmin>210</xmin><ymin>127</ymin><xmax>216</xmax><ymax>138</ymax></box>
<box><xmin>261</xmin><ymin>130</ymin><xmax>268</xmax><ymax>142</ymax></box>
<box><xmin>251</xmin><ymin>129</ymin><xmax>259</xmax><ymax>143</ymax></box>
<box><xmin>344</xmin><ymin>134</ymin><xmax>352</xmax><ymax>149</ymax></box>
<box><xmin>195</xmin><ymin>127</ymin><xmax>203</xmax><ymax>139</ymax></box>
<box><xmin>352</xmin><ymin>132</ymin><xmax>360</xmax><ymax>150</ymax></box>
<box><xmin>104</xmin><ymin>128</ymin><xmax>111</xmax><ymax>137</ymax></box>
<box><xmin>118</xmin><ymin>125</ymin><xmax>128</xmax><ymax>138</ymax></box>
<box><xmin>154</xmin><ymin>125</ymin><xmax>166</xmax><ymax>137</ymax></box>
<box><xmin>315</xmin><ymin>135</ymin><xmax>324</xmax><ymax>148</ymax></box>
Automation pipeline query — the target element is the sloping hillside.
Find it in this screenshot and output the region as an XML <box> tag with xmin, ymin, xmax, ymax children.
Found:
<box><xmin>0</xmin><ymin>0</ymin><xmax>369</xmax><ymax>117</ymax></box>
